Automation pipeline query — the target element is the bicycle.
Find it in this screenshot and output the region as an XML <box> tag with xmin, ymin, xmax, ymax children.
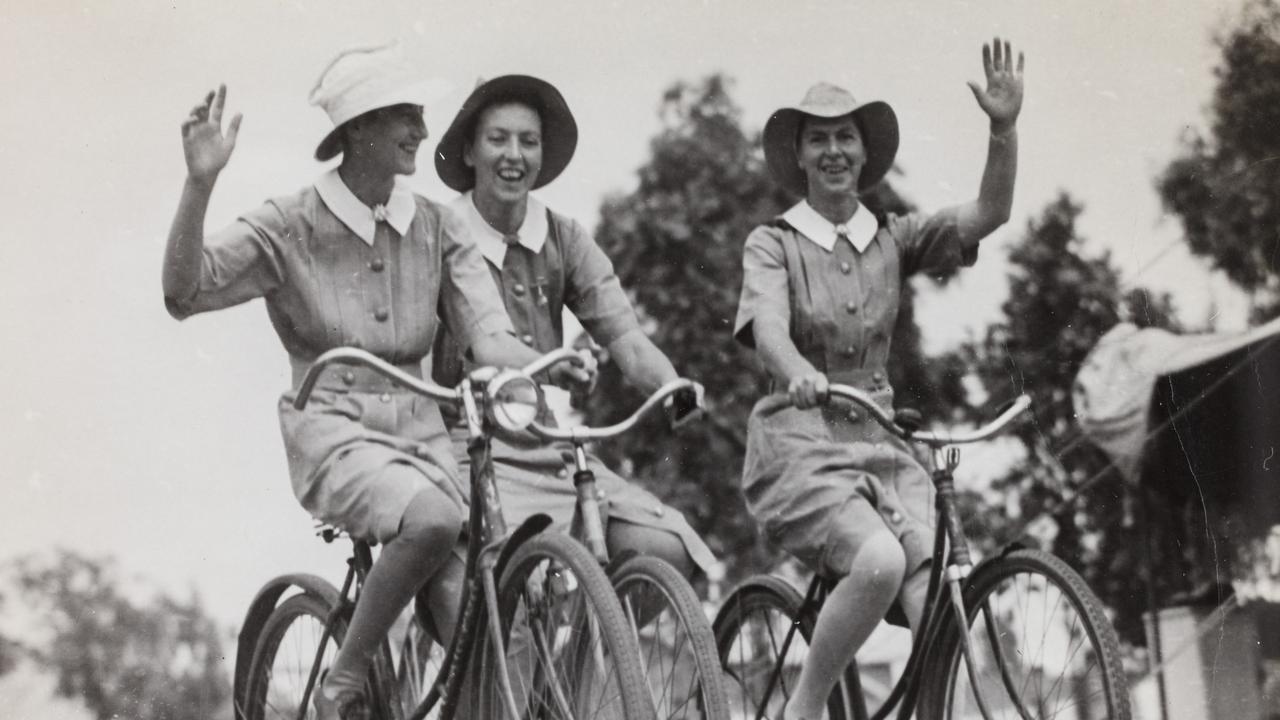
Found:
<box><xmin>231</xmin><ymin>346</ymin><xmax>652</xmax><ymax>720</ymax></box>
<box><xmin>712</xmin><ymin>386</ymin><xmax>1132</xmax><ymax>720</ymax></box>
<box><xmin>524</xmin><ymin>376</ymin><xmax>731</xmax><ymax>720</ymax></box>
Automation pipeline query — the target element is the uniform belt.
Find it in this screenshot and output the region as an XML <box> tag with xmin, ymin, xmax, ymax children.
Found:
<box><xmin>290</xmin><ymin>355</ymin><xmax>426</xmax><ymax>394</ymax></box>
<box><xmin>768</xmin><ymin>366</ymin><xmax>891</xmax><ymax>394</ymax></box>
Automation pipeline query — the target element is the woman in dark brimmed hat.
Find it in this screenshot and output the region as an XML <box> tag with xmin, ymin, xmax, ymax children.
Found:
<box><xmin>734</xmin><ymin>39</ymin><xmax>1025</xmax><ymax>720</ymax></box>
<box><xmin>160</xmin><ymin>45</ymin><xmax>585</xmax><ymax>720</ymax></box>
<box><xmin>425</xmin><ymin>75</ymin><xmax>717</xmax><ymax>636</ymax></box>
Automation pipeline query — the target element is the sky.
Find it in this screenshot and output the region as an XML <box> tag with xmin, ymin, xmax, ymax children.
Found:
<box><xmin>0</xmin><ymin>0</ymin><xmax>1257</xmax><ymax>638</ymax></box>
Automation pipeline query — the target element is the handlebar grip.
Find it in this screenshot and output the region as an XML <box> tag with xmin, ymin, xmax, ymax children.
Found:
<box><xmin>666</xmin><ymin>385</ymin><xmax>703</xmax><ymax>429</ymax></box>
<box><xmin>895</xmin><ymin>407</ymin><xmax>924</xmax><ymax>433</ymax></box>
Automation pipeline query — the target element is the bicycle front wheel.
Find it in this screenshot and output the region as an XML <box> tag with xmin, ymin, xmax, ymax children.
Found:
<box><xmin>919</xmin><ymin>548</ymin><xmax>1131</xmax><ymax>720</ymax></box>
<box><xmin>712</xmin><ymin>575</ymin><xmax>858</xmax><ymax>720</ymax></box>
<box><xmin>476</xmin><ymin>532</ymin><xmax>651</xmax><ymax>719</ymax></box>
<box><xmin>243</xmin><ymin>592</ymin><xmax>346</xmax><ymax>720</ymax></box>
<box><xmin>612</xmin><ymin>555</ymin><xmax>729</xmax><ymax>720</ymax></box>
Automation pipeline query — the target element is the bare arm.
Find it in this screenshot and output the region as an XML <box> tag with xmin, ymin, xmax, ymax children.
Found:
<box><xmin>955</xmin><ymin>38</ymin><xmax>1025</xmax><ymax>244</ymax></box>
<box><xmin>469</xmin><ymin>332</ymin><xmax>598</xmax><ymax>387</ymax></box>
<box><xmin>605</xmin><ymin>328</ymin><xmax>678</xmax><ymax>397</ymax></box>
<box><xmin>162</xmin><ymin>85</ymin><xmax>242</xmax><ymax>302</ymax></box>
<box><xmin>752</xmin><ymin>315</ymin><xmax>828</xmax><ymax>409</ymax></box>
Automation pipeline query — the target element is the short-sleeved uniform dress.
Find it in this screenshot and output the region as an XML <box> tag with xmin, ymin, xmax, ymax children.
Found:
<box><xmin>166</xmin><ymin>170</ymin><xmax>514</xmax><ymax>544</ymax></box>
<box><xmin>733</xmin><ymin>200</ymin><xmax>975</xmax><ymax>575</ymax></box>
<box><xmin>432</xmin><ymin>193</ymin><xmax>716</xmax><ymax>574</ymax></box>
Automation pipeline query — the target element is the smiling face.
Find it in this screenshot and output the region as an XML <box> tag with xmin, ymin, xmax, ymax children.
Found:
<box><xmin>796</xmin><ymin>113</ymin><xmax>866</xmax><ymax>201</ymax></box>
<box><xmin>346</xmin><ymin>103</ymin><xmax>427</xmax><ymax>176</ymax></box>
<box><xmin>465</xmin><ymin>101</ymin><xmax>544</xmax><ymax>206</ymax></box>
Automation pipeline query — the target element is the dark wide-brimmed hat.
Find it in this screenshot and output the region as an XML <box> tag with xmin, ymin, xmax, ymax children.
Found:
<box><xmin>763</xmin><ymin>82</ymin><xmax>899</xmax><ymax>196</ymax></box>
<box><xmin>434</xmin><ymin>75</ymin><xmax>578</xmax><ymax>192</ymax></box>
<box><xmin>309</xmin><ymin>42</ymin><xmax>451</xmax><ymax>162</ymax></box>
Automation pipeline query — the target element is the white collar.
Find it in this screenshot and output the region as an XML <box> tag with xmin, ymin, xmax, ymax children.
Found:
<box><xmin>781</xmin><ymin>200</ymin><xmax>878</xmax><ymax>253</ymax></box>
<box><xmin>314</xmin><ymin>168</ymin><xmax>416</xmax><ymax>246</ymax></box>
<box><xmin>449</xmin><ymin>192</ymin><xmax>548</xmax><ymax>266</ymax></box>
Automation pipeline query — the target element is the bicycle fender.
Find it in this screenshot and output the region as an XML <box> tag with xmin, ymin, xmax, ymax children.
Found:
<box><xmin>232</xmin><ymin>573</ymin><xmax>342</xmax><ymax>720</ymax></box>
<box><xmin>493</xmin><ymin>513</ymin><xmax>553</xmax><ymax>580</ymax></box>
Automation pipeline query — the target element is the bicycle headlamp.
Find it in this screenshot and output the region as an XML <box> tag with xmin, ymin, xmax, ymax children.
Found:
<box><xmin>486</xmin><ymin>370</ymin><xmax>544</xmax><ymax>433</ymax></box>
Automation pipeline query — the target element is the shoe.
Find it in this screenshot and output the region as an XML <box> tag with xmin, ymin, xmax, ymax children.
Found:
<box><xmin>313</xmin><ymin>671</ymin><xmax>371</xmax><ymax>720</ymax></box>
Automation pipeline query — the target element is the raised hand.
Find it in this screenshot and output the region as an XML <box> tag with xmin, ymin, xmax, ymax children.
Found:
<box><xmin>181</xmin><ymin>84</ymin><xmax>243</xmax><ymax>183</ymax></box>
<box><xmin>966</xmin><ymin>37</ymin><xmax>1025</xmax><ymax>132</ymax></box>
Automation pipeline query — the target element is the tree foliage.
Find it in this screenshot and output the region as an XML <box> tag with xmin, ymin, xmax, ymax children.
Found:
<box><xmin>1157</xmin><ymin>0</ymin><xmax>1280</xmax><ymax>320</ymax></box>
<box><xmin>2</xmin><ymin>549</ymin><xmax>229</xmax><ymax>720</ymax></box>
<box><xmin>958</xmin><ymin>193</ymin><xmax>1181</xmax><ymax>644</ymax></box>
<box><xmin>583</xmin><ymin>74</ymin><xmax>962</xmax><ymax>576</ymax></box>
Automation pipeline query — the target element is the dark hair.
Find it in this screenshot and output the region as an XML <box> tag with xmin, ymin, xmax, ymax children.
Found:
<box><xmin>794</xmin><ymin>112</ymin><xmax>864</xmax><ymax>151</ymax></box>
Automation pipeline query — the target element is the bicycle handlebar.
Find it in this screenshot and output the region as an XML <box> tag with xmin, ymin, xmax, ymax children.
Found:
<box><xmin>826</xmin><ymin>384</ymin><xmax>1031</xmax><ymax>446</ymax></box>
<box><xmin>525</xmin><ymin>378</ymin><xmax>701</xmax><ymax>444</ymax></box>
<box><xmin>293</xmin><ymin>347</ymin><xmax>459</xmax><ymax>409</ymax></box>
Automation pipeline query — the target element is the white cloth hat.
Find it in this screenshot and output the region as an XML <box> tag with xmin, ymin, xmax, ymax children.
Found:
<box><xmin>309</xmin><ymin>41</ymin><xmax>451</xmax><ymax>161</ymax></box>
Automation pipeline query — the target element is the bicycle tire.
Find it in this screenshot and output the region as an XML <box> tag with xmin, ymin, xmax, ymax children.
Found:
<box><xmin>611</xmin><ymin>555</ymin><xmax>730</xmax><ymax>720</ymax></box>
<box><xmin>475</xmin><ymin>532</ymin><xmax>652</xmax><ymax>720</ymax></box>
<box><xmin>918</xmin><ymin>548</ymin><xmax>1131</xmax><ymax>720</ymax></box>
<box><xmin>712</xmin><ymin>575</ymin><xmax>859</xmax><ymax>720</ymax></box>
<box><xmin>394</xmin><ymin>612</ymin><xmax>447</xmax><ymax>719</ymax></box>
<box><xmin>243</xmin><ymin>592</ymin><xmax>352</xmax><ymax>720</ymax></box>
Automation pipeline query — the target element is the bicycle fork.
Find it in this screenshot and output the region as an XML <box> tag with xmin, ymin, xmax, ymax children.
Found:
<box><xmin>933</xmin><ymin>447</ymin><xmax>1003</xmax><ymax>720</ymax></box>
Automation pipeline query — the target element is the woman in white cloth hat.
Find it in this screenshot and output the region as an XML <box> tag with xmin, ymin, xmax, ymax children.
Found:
<box><xmin>733</xmin><ymin>39</ymin><xmax>1025</xmax><ymax>720</ymax></box>
<box><xmin>161</xmin><ymin>43</ymin><xmax>590</xmax><ymax>720</ymax></box>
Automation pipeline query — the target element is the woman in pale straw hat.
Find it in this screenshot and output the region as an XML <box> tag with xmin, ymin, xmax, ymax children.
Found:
<box><xmin>425</xmin><ymin>75</ymin><xmax>716</xmax><ymax>627</ymax></box>
<box><xmin>733</xmin><ymin>39</ymin><xmax>1025</xmax><ymax>720</ymax></box>
<box><xmin>161</xmin><ymin>44</ymin><xmax>586</xmax><ymax>720</ymax></box>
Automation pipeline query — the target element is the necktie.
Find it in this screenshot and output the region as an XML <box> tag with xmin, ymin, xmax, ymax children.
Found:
<box><xmin>503</xmin><ymin>233</ymin><xmax>521</xmax><ymax>246</ymax></box>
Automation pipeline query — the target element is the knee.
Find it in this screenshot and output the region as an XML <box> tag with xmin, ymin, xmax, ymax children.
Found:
<box><xmin>607</xmin><ymin>522</ymin><xmax>697</xmax><ymax>579</ymax></box>
<box><xmin>846</xmin><ymin>532</ymin><xmax>906</xmax><ymax>600</ymax></box>
<box><xmin>398</xmin><ymin>488</ymin><xmax>464</xmax><ymax>550</ymax></box>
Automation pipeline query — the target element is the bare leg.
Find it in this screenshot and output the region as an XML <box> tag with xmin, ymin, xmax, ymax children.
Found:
<box><xmin>786</xmin><ymin>531</ymin><xmax>905</xmax><ymax>720</ymax></box>
<box><xmin>606</xmin><ymin>518</ymin><xmax>697</xmax><ymax>579</ymax></box>
<box><xmin>324</xmin><ymin>484</ymin><xmax>463</xmax><ymax>700</ymax></box>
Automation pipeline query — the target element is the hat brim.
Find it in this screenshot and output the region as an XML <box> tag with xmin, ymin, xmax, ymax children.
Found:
<box><xmin>313</xmin><ymin>77</ymin><xmax>453</xmax><ymax>162</ymax></box>
<box><xmin>434</xmin><ymin>75</ymin><xmax>578</xmax><ymax>192</ymax></box>
<box><xmin>762</xmin><ymin>100</ymin><xmax>898</xmax><ymax>197</ymax></box>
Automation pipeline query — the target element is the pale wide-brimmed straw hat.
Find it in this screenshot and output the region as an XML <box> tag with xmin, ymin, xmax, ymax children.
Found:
<box><xmin>763</xmin><ymin>82</ymin><xmax>899</xmax><ymax>196</ymax></box>
<box><xmin>309</xmin><ymin>42</ymin><xmax>452</xmax><ymax>162</ymax></box>
<box><xmin>434</xmin><ymin>75</ymin><xmax>577</xmax><ymax>192</ymax></box>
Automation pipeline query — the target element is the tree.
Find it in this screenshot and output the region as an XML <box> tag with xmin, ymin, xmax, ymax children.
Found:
<box><xmin>1158</xmin><ymin>0</ymin><xmax>1280</xmax><ymax>321</ymax></box>
<box><xmin>3</xmin><ymin>549</ymin><xmax>229</xmax><ymax>720</ymax></box>
<box><xmin>959</xmin><ymin>192</ymin><xmax>1182</xmax><ymax>644</ymax></box>
<box><xmin>583</xmin><ymin>74</ymin><xmax>962</xmax><ymax>576</ymax></box>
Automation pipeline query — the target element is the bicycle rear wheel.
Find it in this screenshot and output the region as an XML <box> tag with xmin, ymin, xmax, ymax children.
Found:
<box><xmin>243</xmin><ymin>592</ymin><xmax>347</xmax><ymax>720</ymax></box>
<box><xmin>611</xmin><ymin>555</ymin><xmax>729</xmax><ymax>720</ymax></box>
<box><xmin>919</xmin><ymin>548</ymin><xmax>1131</xmax><ymax>720</ymax></box>
<box><xmin>712</xmin><ymin>575</ymin><xmax>858</xmax><ymax>720</ymax></box>
<box><xmin>476</xmin><ymin>532</ymin><xmax>651</xmax><ymax>719</ymax></box>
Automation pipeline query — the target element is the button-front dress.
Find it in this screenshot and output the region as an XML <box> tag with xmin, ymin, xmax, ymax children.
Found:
<box><xmin>166</xmin><ymin>170</ymin><xmax>514</xmax><ymax>543</ymax></box>
<box><xmin>734</xmin><ymin>200</ymin><xmax>975</xmax><ymax>574</ymax></box>
<box><xmin>432</xmin><ymin>193</ymin><xmax>716</xmax><ymax>573</ymax></box>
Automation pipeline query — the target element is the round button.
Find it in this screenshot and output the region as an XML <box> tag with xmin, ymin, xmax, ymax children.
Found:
<box><xmin>840</xmin><ymin>262</ymin><xmax>852</xmax><ymax>274</ymax></box>
<box><xmin>845</xmin><ymin>301</ymin><xmax>858</xmax><ymax>314</ymax></box>
<box><xmin>369</xmin><ymin>257</ymin><xmax>385</xmax><ymax>272</ymax></box>
<box><xmin>872</xmin><ymin>370</ymin><xmax>885</xmax><ymax>382</ymax></box>
<box><xmin>512</xmin><ymin>283</ymin><xmax>527</xmax><ymax>296</ymax></box>
<box><xmin>374</xmin><ymin>308</ymin><xmax>390</xmax><ymax>322</ymax></box>
<box><xmin>889</xmin><ymin>510</ymin><xmax>903</xmax><ymax>524</ymax></box>
<box><xmin>520</xmin><ymin>334</ymin><xmax>534</xmax><ymax>345</ymax></box>
<box><xmin>847</xmin><ymin>409</ymin><xmax>860</xmax><ymax>422</ymax></box>
<box><xmin>380</xmin><ymin>393</ymin><xmax>392</xmax><ymax>403</ymax></box>
<box><xmin>416</xmin><ymin>445</ymin><xmax>433</xmax><ymax>458</ymax></box>
<box><xmin>842</xmin><ymin>345</ymin><xmax>857</xmax><ymax>356</ymax></box>
<box><xmin>557</xmin><ymin>468</ymin><xmax>569</xmax><ymax>479</ymax></box>
<box><xmin>341</xmin><ymin>371</ymin><xmax>356</xmax><ymax>386</ymax></box>
<box><xmin>596</xmin><ymin>489</ymin><xmax>607</xmax><ymax>500</ymax></box>
<box><xmin>652</xmin><ymin>506</ymin><xmax>665</xmax><ymax>518</ymax></box>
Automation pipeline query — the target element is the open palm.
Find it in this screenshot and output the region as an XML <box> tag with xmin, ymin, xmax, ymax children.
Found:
<box><xmin>182</xmin><ymin>85</ymin><xmax>242</xmax><ymax>181</ymax></box>
<box><xmin>967</xmin><ymin>38</ymin><xmax>1025</xmax><ymax>128</ymax></box>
